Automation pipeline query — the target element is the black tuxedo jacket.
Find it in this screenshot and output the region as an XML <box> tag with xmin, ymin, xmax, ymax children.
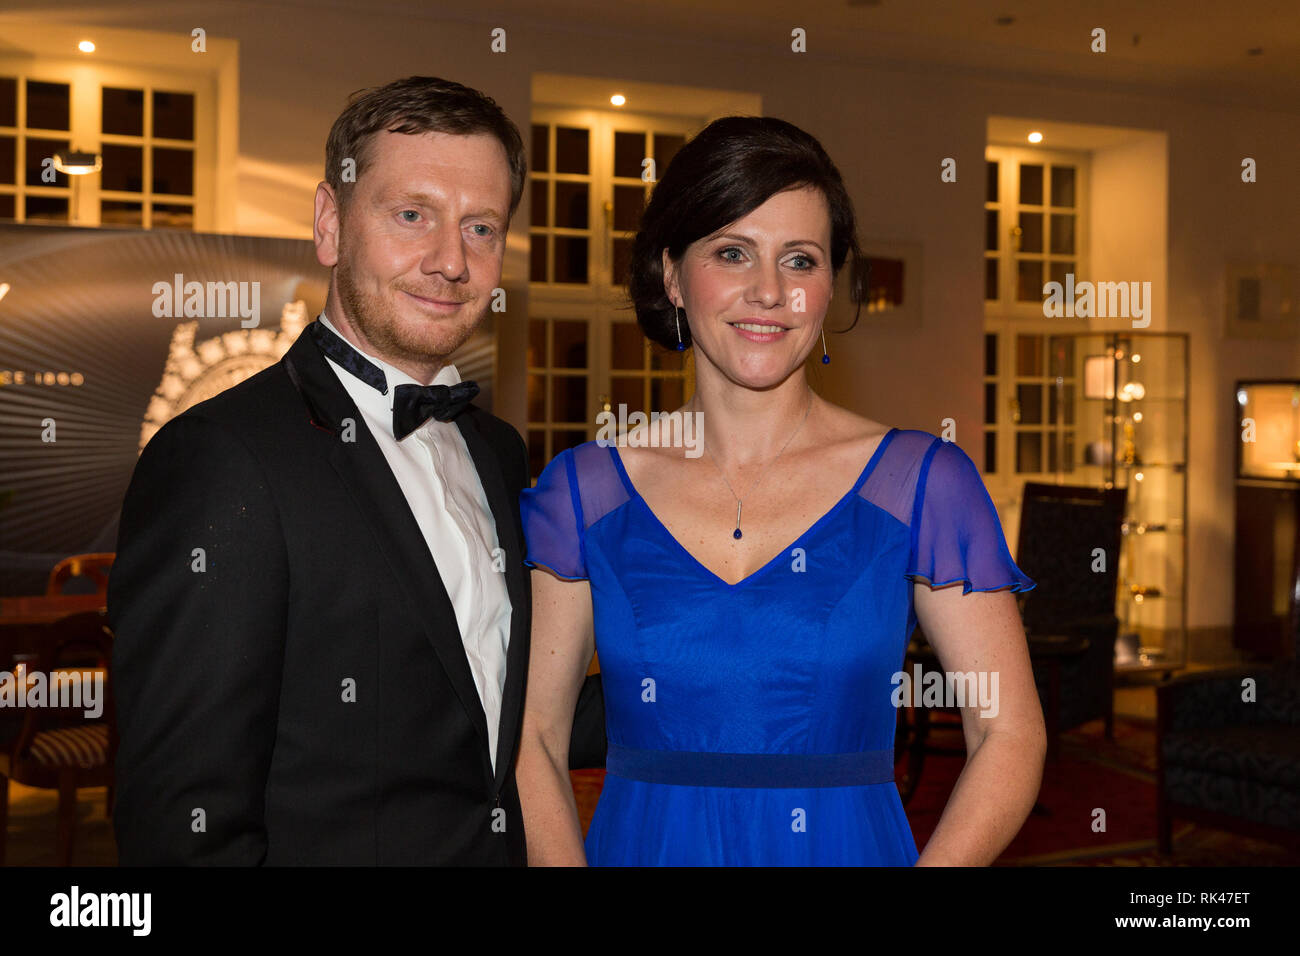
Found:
<box><xmin>108</xmin><ymin>321</ymin><xmax>605</xmax><ymax>866</ymax></box>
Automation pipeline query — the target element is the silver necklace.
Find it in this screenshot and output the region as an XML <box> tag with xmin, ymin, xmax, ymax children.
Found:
<box><xmin>701</xmin><ymin>388</ymin><xmax>814</xmax><ymax>540</ymax></box>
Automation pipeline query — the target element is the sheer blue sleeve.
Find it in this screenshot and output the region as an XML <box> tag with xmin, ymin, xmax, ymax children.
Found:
<box><xmin>905</xmin><ymin>439</ymin><xmax>1035</xmax><ymax>594</ymax></box>
<box><xmin>519</xmin><ymin>447</ymin><xmax>587</xmax><ymax>581</ymax></box>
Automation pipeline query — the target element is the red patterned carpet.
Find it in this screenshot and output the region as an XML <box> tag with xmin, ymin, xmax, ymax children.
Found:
<box><xmin>569</xmin><ymin>716</ymin><xmax>1300</xmax><ymax>866</ymax></box>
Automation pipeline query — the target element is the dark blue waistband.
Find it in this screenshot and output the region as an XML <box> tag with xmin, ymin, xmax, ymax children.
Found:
<box><xmin>606</xmin><ymin>743</ymin><xmax>895</xmax><ymax>789</ymax></box>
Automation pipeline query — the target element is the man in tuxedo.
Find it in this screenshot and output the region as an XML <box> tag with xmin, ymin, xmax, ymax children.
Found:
<box><xmin>108</xmin><ymin>75</ymin><xmax>603</xmax><ymax>865</ymax></box>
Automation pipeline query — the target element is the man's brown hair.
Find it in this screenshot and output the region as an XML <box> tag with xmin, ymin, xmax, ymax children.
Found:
<box><xmin>325</xmin><ymin>75</ymin><xmax>525</xmax><ymax>222</ymax></box>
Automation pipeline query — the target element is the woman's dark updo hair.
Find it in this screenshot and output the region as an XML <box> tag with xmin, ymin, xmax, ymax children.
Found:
<box><xmin>627</xmin><ymin>115</ymin><xmax>865</xmax><ymax>351</ymax></box>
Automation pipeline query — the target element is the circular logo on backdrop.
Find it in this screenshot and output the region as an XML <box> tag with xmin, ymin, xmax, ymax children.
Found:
<box><xmin>137</xmin><ymin>300</ymin><xmax>308</xmax><ymax>451</ymax></box>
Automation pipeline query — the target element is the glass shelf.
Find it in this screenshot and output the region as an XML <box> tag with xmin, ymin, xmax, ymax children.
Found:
<box><xmin>1071</xmin><ymin>332</ymin><xmax>1190</xmax><ymax>671</ymax></box>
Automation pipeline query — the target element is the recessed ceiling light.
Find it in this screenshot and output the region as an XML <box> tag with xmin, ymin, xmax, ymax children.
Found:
<box><xmin>610</xmin><ymin>94</ymin><xmax>626</xmax><ymax>107</ymax></box>
<box><xmin>78</xmin><ymin>40</ymin><xmax>95</xmax><ymax>53</ymax></box>
<box><xmin>1028</xmin><ymin>131</ymin><xmax>1043</xmax><ymax>144</ymax></box>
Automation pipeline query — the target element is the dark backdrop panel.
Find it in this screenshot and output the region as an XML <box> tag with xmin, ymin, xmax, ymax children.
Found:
<box><xmin>0</xmin><ymin>224</ymin><xmax>327</xmax><ymax>597</ymax></box>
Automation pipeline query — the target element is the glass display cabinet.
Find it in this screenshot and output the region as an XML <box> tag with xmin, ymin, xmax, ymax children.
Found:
<box><xmin>1064</xmin><ymin>332</ymin><xmax>1189</xmax><ymax>674</ymax></box>
<box><xmin>983</xmin><ymin>329</ymin><xmax>1189</xmax><ymax>672</ymax></box>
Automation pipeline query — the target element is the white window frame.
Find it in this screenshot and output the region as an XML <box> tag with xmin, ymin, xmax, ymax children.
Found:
<box><xmin>526</xmin><ymin>106</ymin><xmax>701</xmax><ymax>474</ymax></box>
<box><xmin>0</xmin><ymin>56</ymin><xmax>219</xmax><ymax>230</ymax></box>
<box><xmin>983</xmin><ymin>145</ymin><xmax>1091</xmax><ymax>508</ymax></box>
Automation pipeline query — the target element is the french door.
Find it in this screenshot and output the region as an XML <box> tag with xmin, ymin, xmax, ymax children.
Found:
<box><xmin>525</xmin><ymin>107</ymin><xmax>702</xmax><ymax>480</ymax></box>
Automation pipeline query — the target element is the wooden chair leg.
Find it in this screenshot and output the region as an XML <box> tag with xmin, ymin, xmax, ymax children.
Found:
<box><xmin>56</xmin><ymin>773</ymin><xmax>77</xmax><ymax>867</ymax></box>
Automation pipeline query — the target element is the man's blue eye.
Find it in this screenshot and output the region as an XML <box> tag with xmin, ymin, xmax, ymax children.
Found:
<box><xmin>400</xmin><ymin>210</ymin><xmax>420</xmax><ymax>222</ymax></box>
<box><xmin>472</xmin><ymin>224</ymin><xmax>493</xmax><ymax>237</ymax></box>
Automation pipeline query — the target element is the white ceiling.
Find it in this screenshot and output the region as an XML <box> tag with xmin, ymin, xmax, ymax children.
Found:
<box><xmin>361</xmin><ymin>0</ymin><xmax>1300</xmax><ymax>106</ymax></box>
<box><xmin>9</xmin><ymin>0</ymin><xmax>1300</xmax><ymax>106</ymax></box>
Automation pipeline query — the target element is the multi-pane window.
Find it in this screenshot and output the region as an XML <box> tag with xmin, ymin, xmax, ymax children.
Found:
<box><xmin>526</xmin><ymin>317</ymin><xmax>590</xmax><ymax>477</ymax></box>
<box><xmin>0</xmin><ymin>68</ymin><xmax>205</xmax><ymax>229</ymax></box>
<box><xmin>99</xmin><ymin>86</ymin><xmax>195</xmax><ymax>229</ymax></box>
<box><xmin>529</xmin><ymin>123</ymin><xmax>591</xmax><ymax>284</ymax></box>
<box><xmin>984</xmin><ymin>161</ymin><xmax>999</xmax><ymax>301</ymax></box>
<box><xmin>525</xmin><ymin>110</ymin><xmax>698</xmax><ymax>481</ymax></box>
<box><xmin>1013</xmin><ymin>334</ymin><xmax>1076</xmax><ymax>474</ymax></box>
<box><xmin>983</xmin><ymin>332</ymin><xmax>1078</xmax><ymax>476</ymax></box>
<box><xmin>985</xmin><ymin>147</ymin><xmax>1086</xmax><ymax>315</ymax></box>
<box><xmin>0</xmin><ymin>77</ymin><xmax>73</xmax><ymax>223</ymax></box>
<box><xmin>984</xmin><ymin>146</ymin><xmax>1088</xmax><ymax>483</ymax></box>
<box><xmin>983</xmin><ymin>332</ymin><xmax>998</xmax><ymax>472</ymax></box>
<box><xmin>609</xmin><ymin>319</ymin><xmax>687</xmax><ymax>420</ymax></box>
<box><xmin>609</xmin><ymin>130</ymin><xmax>683</xmax><ymax>287</ymax></box>
<box><xmin>1014</xmin><ymin>162</ymin><xmax>1077</xmax><ymax>302</ymax></box>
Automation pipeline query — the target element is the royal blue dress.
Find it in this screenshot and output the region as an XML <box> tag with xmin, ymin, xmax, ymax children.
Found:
<box><xmin>519</xmin><ymin>428</ymin><xmax>1034</xmax><ymax>866</ymax></box>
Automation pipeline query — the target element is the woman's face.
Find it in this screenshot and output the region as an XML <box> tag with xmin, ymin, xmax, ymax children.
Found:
<box><xmin>664</xmin><ymin>185</ymin><xmax>834</xmax><ymax>392</ymax></box>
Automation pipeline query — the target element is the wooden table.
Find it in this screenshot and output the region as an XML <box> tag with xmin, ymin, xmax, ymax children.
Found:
<box><xmin>0</xmin><ymin>594</ymin><xmax>107</xmax><ymax>627</ymax></box>
<box><xmin>0</xmin><ymin>595</ymin><xmax>108</xmax><ymax>665</ymax></box>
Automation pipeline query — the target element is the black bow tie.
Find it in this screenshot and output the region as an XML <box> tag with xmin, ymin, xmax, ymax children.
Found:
<box><xmin>308</xmin><ymin>319</ymin><xmax>478</xmax><ymax>438</ymax></box>
<box><xmin>392</xmin><ymin>380</ymin><xmax>479</xmax><ymax>439</ymax></box>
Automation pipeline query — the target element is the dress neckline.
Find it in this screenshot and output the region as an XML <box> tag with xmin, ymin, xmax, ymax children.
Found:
<box><xmin>606</xmin><ymin>427</ymin><xmax>898</xmax><ymax>589</ymax></box>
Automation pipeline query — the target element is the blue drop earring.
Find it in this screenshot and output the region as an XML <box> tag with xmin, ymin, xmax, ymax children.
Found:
<box><xmin>821</xmin><ymin>329</ymin><xmax>830</xmax><ymax>365</ymax></box>
<box><xmin>674</xmin><ymin>305</ymin><xmax>687</xmax><ymax>351</ymax></box>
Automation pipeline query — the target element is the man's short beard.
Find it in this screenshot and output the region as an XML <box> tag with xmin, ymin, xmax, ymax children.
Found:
<box><xmin>334</xmin><ymin>225</ymin><xmax>482</xmax><ymax>368</ymax></box>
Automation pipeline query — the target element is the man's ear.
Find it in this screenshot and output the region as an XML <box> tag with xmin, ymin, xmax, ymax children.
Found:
<box><xmin>314</xmin><ymin>182</ymin><xmax>341</xmax><ymax>268</ymax></box>
<box><xmin>661</xmin><ymin>247</ymin><xmax>679</xmax><ymax>307</ymax></box>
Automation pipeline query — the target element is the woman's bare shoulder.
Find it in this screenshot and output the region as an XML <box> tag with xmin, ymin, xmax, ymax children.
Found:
<box><xmin>816</xmin><ymin>399</ymin><xmax>893</xmax><ymax>447</ymax></box>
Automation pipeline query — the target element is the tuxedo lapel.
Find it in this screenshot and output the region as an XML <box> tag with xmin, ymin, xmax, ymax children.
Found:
<box><xmin>280</xmin><ymin>327</ymin><xmax>494</xmax><ymax>775</ymax></box>
<box><xmin>454</xmin><ymin>412</ymin><xmax>528</xmax><ymax>792</ymax></box>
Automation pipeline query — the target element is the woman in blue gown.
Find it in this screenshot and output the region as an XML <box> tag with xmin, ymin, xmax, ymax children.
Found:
<box><xmin>514</xmin><ymin>116</ymin><xmax>1046</xmax><ymax>866</ymax></box>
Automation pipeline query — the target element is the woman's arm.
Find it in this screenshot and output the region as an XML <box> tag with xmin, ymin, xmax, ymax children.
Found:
<box><xmin>909</xmin><ymin>584</ymin><xmax>1047</xmax><ymax>866</ymax></box>
<box><xmin>516</xmin><ymin>567</ymin><xmax>596</xmax><ymax>865</ymax></box>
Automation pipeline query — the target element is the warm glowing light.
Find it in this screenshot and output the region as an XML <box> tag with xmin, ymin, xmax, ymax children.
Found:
<box><xmin>1133</xmin><ymin>412</ymin><xmax>1143</xmax><ymax>422</ymax></box>
<box><xmin>1131</xmin><ymin>353</ymin><xmax>1142</xmax><ymax>363</ymax></box>
<box><xmin>78</xmin><ymin>40</ymin><xmax>95</xmax><ymax>53</ymax></box>
<box><xmin>1118</xmin><ymin>382</ymin><xmax>1146</xmax><ymax>403</ymax></box>
<box><xmin>53</xmin><ymin>151</ymin><xmax>102</xmax><ymax>175</ymax></box>
<box><xmin>610</xmin><ymin>94</ymin><xmax>626</xmax><ymax>107</ymax></box>
<box><xmin>1027</xmin><ymin>131</ymin><xmax>1043</xmax><ymax>144</ymax></box>
<box><xmin>1135</xmin><ymin>472</ymin><xmax>1144</xmax><ymax>482</ymax></box>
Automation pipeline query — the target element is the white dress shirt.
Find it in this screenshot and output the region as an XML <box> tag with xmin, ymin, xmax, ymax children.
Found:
<box><xmin>317</xmin><ymin>312</ymin><xmax>512</xmax><ymax>773</ymax></box>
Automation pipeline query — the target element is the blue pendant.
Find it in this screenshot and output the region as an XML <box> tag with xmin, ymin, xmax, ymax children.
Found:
<box><xmin>821</xmin><ymin>354</ymin><xmax>830</xmax><ymax>364</ymax></box>
<box><xmin>733</xmin><ymin>528</ymin><xmax>742</xmax><ymax>539</ymax></box>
